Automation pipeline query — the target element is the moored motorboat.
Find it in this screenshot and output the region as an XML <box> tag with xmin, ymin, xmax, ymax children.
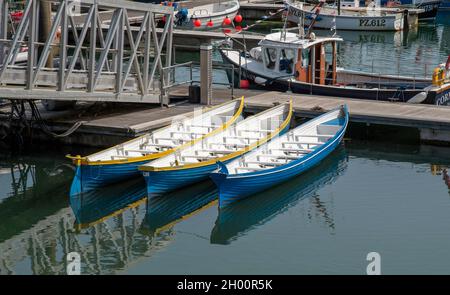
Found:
<box><xmin>174</xmin><ymin>0</ymin><xmax>240</xmax><ymax>30</ymax></box>
<box><xmin>210</xmin><ymin>105</ymin><xmax>349</xmax><ymax>208</ymax></box>
<box><xmin>286</xmin><ymin>0</ymin><xmax>407</xmax><ymax>31</ymax></box>
<box><xmin>67</xmin><ymin>98</ymin><xmax>244</xmax><ymax>196</ymax></box>
<box><xmin>139</xmin><ymin>102</ymin><xmax>293</xmax><ymax>196</ymax></box>
<box><xmin>220</xmin><ymin>30</ymin><xmax>450</xmax><ymax>105</ymax></box>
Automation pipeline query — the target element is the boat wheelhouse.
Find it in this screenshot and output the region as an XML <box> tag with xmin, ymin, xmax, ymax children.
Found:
<box><xmin>246</xmin><ymin>32</ymin><xmax>342</xmax><ymax>87</ymax></box>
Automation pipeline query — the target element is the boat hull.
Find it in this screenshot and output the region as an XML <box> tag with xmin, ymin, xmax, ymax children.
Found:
<box><xmin>286</xmin><ymin>2</ymin><xmax>404</xmax><ymax>31</ymax></box>
<box><xmin>221</xmin><ymin>51</ymin><xmax>447</xmax><ymax>105</ymax></box>
<box><xmin>211</xmin><ymin>113</ymin><xmax>348</xmax><ymax>208</ymax></box>
<box><xmin>142</xmin><ymin>123</ymin><xmax>291</xmax><ymax>196</ymax></box>
<box><xmin>70</xmin><ymin>160</ymin><xmax>149</xmax><ymax>196</ymax></box>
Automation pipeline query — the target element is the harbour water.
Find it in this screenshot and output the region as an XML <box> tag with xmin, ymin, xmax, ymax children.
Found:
<box><xmin>1</xmin><ymin>141</ymin><xmax>449</xmax><ymax>274</ymax></box>
<box><xmin>1</xmin><ymin>9</ymin><xmax>450</xmax><ymax>276</ymax></box>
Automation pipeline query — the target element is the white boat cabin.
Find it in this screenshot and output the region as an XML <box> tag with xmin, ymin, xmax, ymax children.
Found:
<box><xmin>252</xmin><ymin>32</ymin><xmax>342</xmax><ymax>85</ymax></box>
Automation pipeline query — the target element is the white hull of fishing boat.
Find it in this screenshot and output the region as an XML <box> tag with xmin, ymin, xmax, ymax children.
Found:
<box><xmin>286</xmin><ymin>0</ymin><xmax>405</xmax><ymax>31</ymax></box>
<box><xmin>176</xmin><ymin>0</ymin><xmax>240</xmax><ymax>30</ymax></box>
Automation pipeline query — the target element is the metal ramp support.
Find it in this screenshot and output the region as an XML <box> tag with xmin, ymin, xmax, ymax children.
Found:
<box><xmin>0</xmin><ymin>0</ymin><xmax>174</xmax><ymax>104</ymax></box>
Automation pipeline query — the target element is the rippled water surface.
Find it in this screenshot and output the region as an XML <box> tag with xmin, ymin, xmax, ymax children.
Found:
<box><xmin>1</xmin><ymin>141</ymin><xmax>450</xmax><ymax>274</ymax></box>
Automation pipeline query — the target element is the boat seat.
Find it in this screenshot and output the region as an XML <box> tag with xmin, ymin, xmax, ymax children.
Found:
<box><xmin>182</xmin><ymin>154</ymin><xmax>219</xmax><ymax>161</ymax></box>
<box><xmin>141</xmin><ymin>143</ymin><xmax>174</xmax><ymax>148</ymax></box>
<box><xmin>294</xmin><ymin>134</ymin><xmax>334</xmax><ymax>139</ymax></box>
<box><xmin>170</xmin><ymin>131</ymin><xmax>205</xmax><ymax>136</ymax></box>
<box><xmin>203</xmin><ymin>149</ymin><xmax>234</xmax><ymax>154</ymax></box>
<box><xmin>209</xmin><ymin>142</ymin><xmax>247</xmax><ymax>148</ymax></box>
<box><xmin>257</xmin><ymin>154</ymin><xmax>300</xmax><ymax>160</ymax></box>
<box><xmin>125</xmin><ymin>149</ymin><xmax>155</xmax><ymax>155</ymax></box>
<box><xmin>235</xmin><ymin>166</ymin><xmax>267</xmax><ymax>172</ymax></box>
<box><xmin>243</xmin><ymin>160</ymin><xmax>286</xmax><ymax>166</ymax></box>
<box><xmin>155</xmin><ymin>137</ymin><xmax>189</xmax><ymax>143</ymax></box>
<box><xmin>226</xmin><ymin>135</ymin><xmax>260</xmax><ymax>141</ymax></box>
<box><xmin>189</xmin><ymin>124</ymin><xmax>219</xmax><ymax>129</ymax></box>
<box><xmin>273</xmin><ymin>147</ymin><xmax>314</xmax><ymax>153</ymax></box>
<box><xmin>282</xmin><ymin>141</ymin><xmax>321</xmax><ymax>145</ymax></box>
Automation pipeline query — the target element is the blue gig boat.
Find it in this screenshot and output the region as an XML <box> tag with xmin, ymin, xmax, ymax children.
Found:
<box><xmin>67</xmin><ymin>98</ymin><xmax>244</xmax><ymax>196</ymax></box>
<box><xmin>210</xmin><ymin>105</ymin><xmax>349</xmax><ymax>208</ymax></box>
<box><xmin>139</xmin><ymin>102</ymin><xmax>293</xmax><ymax>196</ymax></box>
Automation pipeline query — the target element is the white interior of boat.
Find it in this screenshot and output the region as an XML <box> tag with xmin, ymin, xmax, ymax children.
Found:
<box><xmin>190</xmin><ymin>0</ymin><xmax>239</xmax><ymax>18</ymax></box>
<box><xmin>86</xmin><ymin>99</ymin><xmax>242</xmax><ymax>162</ymax></box>
<box><xmin>145</xmin><ymin>103</ymin><xmax>291</xmax><ymax>169</ymax></box>
<box><xmin>225</xmin><ymin>107</ymin><xmax>345</xmax><ymax>174</ymax></box>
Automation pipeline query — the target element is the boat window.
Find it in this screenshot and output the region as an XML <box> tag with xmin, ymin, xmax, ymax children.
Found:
<box><xmin>324</xmin><ymin>43</ymin><xmax>334</xmax><ymax>85</ymax></box>
<box><xmin>301</xmin><ymin>48</ymin><xmax>310</xmax><ymax>68</ymax></box>
<box><xmin>279</xmin><ymin>49</ymin><xmax>295</xmax><ymax>74</ymax></box>
<box><xmin>264</xmin><ymin>47</ymin><xmax>278</xmax><ymax>70</ymax></box>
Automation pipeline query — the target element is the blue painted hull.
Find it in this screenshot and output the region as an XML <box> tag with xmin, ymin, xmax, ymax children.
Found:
<box><xmin>143</xmin><ymin>124</ymin><xmax>291</xmax><ymax>196</ymax></box>
<box><xmin>210</xmin><ymin>147</ymin><xmax>348</xmax><ymax>244</ymax></box>
<box><xmin>70</xmin><ymin>177</ymin><xmax>147</xmax><ymax>226</ymax></box>
<box><xmin>70</xmin><ymin>160</ymin><xmax>150</xmax><ymax>197</ymax></box>
<box><xmin>211</xmin><ymin>113</ymin><xmax>348</xmax><ymax>208</ymax></box>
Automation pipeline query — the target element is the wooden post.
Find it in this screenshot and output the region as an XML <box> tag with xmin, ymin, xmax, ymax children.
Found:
<box><xmin>200</xmin><ymin>43</ymin><xmax>212</xmax><ymax>105</ymax></box>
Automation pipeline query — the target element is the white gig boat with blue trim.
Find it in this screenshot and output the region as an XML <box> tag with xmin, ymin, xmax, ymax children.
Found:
<box><xmin>210</xmin><ymin>105</ymin><xmax>349</xmax><ymax>208</ymax></box>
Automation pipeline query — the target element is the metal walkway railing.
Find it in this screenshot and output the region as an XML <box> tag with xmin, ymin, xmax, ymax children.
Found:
<box><xmin>0</xmin><ymin>0</ymin><xmax>174</xmax><ymax>104</ymax></box>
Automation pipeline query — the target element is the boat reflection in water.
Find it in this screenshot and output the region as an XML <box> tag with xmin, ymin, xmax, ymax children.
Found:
<box><xmin>143</xmin><ymin>180</ymin><xmax>218</xmax><ymax>235</ymax></box>
<box><xmin>210</xmin><ymin>147</ymin><xmax>348</xmax><ymax>245</ymax></box>
<box><xmin>70</xmin><ymin>178</ymin><xmax>147</xmax><ymax>229</ymax></box>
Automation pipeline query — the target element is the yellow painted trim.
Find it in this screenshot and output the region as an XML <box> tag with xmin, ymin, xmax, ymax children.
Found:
<box><xmin>66</xmin><ymin>97</ymin><xmax>245</xmax><ymax>166</ymax></box>
<box><xmin>140</xmin><ymin>101</ymin><xmax>293</xmax><ymax>172</ymax></box>
<box><xmin>74</xmin><ymin>197</ymin><xmax>147</xmax><ymax>230</ymax></box>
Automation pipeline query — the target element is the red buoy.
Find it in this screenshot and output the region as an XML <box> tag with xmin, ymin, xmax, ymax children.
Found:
<box><xmin>235</xmin><ymin>25</ymin><xmax>242</xmax><ymax>31</ymax></box>
<box><xmin>239</xmin><ymin>79</ymin><xmax>250</xmax><ymax>89</ymax></box>
<box><xmin>234</xmin><ymin>14</ymin><xmax>243</xmax><ymax>23</ymax></box>
<box><xmin>193</xmin><ymin>19</ymin><xmax>202</xmax><ymax>27</ymax></box>
<box><xmin>206</xmin><ymin>19</ymin><xmax>214</xmax><ymax>27</ymax></box>
<box><xmin>162</xmin><ymin>15</ymin><xmax>166</xmax><ymax>23</ymax></box>
<box><xmin>223</xmin><ymin>16</ymin><xmax>232</xmax><ymax>26</ymax></box>
<box><xmin>223</xmin><ymin>28</ymin><xmax>232</xmax><ymax>34</ymax></box>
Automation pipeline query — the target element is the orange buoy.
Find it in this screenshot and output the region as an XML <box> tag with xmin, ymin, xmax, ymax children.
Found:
<box><xmin>223</xmin><ymin>16</ymin><xmax>232</xmax><ymax>26</ymax></box>
<box><xmin>240</xmin><ymin>79</ymin><xmax>250</xmax><ymax>89</ymax></box>
<box><xmin>193</xmin><ymin>19</ymin><xmax>202</xmax><ymax>27</ymax></box>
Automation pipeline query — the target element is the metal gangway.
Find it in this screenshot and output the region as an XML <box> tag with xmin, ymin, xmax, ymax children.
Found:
<box><xmin>0</xmin><ymin>0</ymin><xmax>174</xmax><ymax>104</ymax></box>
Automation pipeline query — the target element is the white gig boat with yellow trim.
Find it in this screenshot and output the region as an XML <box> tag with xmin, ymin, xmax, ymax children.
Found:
<box><xmin>67</xmin><ymin>98</ymin><xmax>245</xmax><ymax>196</ymax></box>
<box><xmin>139</xmin><ymin>102</ymin><xmax>293</xmax><ymax>196</ymax></box>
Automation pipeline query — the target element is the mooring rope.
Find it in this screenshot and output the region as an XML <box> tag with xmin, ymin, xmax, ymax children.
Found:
<box><xmin>27</xmin><ymin>100</ymin><xmax>87</xmax><ymax>138</ymax></box>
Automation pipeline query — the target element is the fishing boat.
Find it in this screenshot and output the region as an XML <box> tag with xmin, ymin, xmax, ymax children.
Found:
<box><xmin>139</xmin><ymin>102</ymin><xmax>293</xmax><ymax>196</ymax></box>
<box><xmin>210</xmin><ymin>105</ymin><xmax>348</xmax><ymax>208</ymax></box>
<box><xmin>210</xmin><ymin>147</ymin><xmax>347</xmax><ymax>244</ymax></box>
<box><xmin>220</xmin><ymin>30</ymin><xmax>450</xmax><ymax>105</ymax></box>
<box><xmin>67</xmin><ymin>98</ymin><xmax>244</xmax><ymax>196</ymax></box>
<box><xmin>286</xmin><ymin>0</ymin><xmax>407</xmax><ymax>31</ymax></box>
<box><xmin>382</xmin><ymin>0</ymin><xmax>443</xmax><ymax>19</ymax></box>
<box><xmin>174</xmin><ymin>0</ymin><xmax>240</xmax><ymax>30</ymax></box>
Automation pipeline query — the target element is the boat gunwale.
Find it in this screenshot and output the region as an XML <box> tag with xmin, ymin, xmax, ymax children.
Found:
<box><xmin>217</xmin><ymin>105</ymin><xmax>349</xmax><ymax>179</ymax></box>
<box><xmin>139</xmin><ymin>101</ymin><xmax>294</xmax><ymax>172</ymax></box>
<box><xmin>66</xmin><ymin>97</ymin><xmax>245</xmax><ymax>166</ymax></box>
